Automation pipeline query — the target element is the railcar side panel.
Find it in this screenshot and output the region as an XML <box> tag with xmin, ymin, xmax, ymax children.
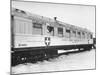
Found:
<box><xmin>14</xmin><ymin>34</ymin><xmax>93</xmax><ymax>48</ymax></box>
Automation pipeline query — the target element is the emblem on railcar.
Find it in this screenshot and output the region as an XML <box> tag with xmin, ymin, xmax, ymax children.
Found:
<box><xmin>45</xmin><ymin>37</ymin><xmax>51</xmax><ymax>46</ymax></box>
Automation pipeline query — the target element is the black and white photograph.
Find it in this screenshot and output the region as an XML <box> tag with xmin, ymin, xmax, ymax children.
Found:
<box><xmin>11</xmin><ymin>0</ymin><xmax>96</xmax><ymax>74</ymax></box>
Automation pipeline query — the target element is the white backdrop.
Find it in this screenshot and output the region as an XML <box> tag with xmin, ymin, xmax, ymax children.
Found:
<box><xmin>0</xmin><ymin>0</ymin><xmax>98</xmax><ymax>75</ymax></box>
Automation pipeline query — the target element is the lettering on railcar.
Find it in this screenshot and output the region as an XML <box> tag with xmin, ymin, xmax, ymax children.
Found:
<box><xmin>18</xmin><ymin>44</ymin><xmax>27</xmax><ymax>46</ymax></box>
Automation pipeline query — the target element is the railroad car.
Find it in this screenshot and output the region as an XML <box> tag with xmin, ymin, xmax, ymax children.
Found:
<box><xmin>11</xmin><ymin>8</ymin><xmax>93</xmax><ymax>66</ymax></box>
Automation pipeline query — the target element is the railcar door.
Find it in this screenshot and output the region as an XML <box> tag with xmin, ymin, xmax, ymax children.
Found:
<box><xmin>46</xmin><ymin>23</ymin><xmax>54</xmax><ymax>36</ymax></box>
<box><xmin>44</xmin><ymin>23</ymin><xmax>54</xmax><ymax>46</ymax></box>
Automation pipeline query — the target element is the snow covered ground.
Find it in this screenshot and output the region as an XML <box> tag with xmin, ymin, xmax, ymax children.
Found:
<box><xmin>11</xmin><ymin>49</ymin><xmax>95</xmax><ymax>74</ymax></box>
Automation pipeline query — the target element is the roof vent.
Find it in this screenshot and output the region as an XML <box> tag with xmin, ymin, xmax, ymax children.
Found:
<box><xmin>15</xmin><ymin>8</ymin><xmax>19</xmax><ymax>11</ymax></box>
<box><xmin>54</xmin><ymin>17</ymin><xmax>57</xmax><ymax>20</ymax></box>
<box><xmin>15</xmin><ymin>8</ymin><xmax>26</xmax><ymax>14</ymax></box>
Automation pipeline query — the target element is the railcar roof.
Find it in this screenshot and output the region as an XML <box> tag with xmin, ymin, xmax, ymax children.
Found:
<box><xmin>11</xmin><ymin>8</ymin><xmax>92</xmax><ymax>34</ymax></box>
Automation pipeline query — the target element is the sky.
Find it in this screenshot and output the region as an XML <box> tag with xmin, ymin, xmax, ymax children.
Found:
<box><xmin>12</xmin><ymin>1</ymin><xmax>95</xmax><ymax>37</ymax></box>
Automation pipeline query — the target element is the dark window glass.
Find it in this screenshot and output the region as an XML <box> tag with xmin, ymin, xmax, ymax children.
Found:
<box><xmin>66</xmin><ymin>29</ymin><xmax>70</xmax><ymax>33</ymax></box>
<box><xmin>73</xmin><ymin>31</ymin><xmax>76</xmax><ymax>37</ymax></box>
<box><xmin>66</xmin><ymin>29</ymin><xmax>70</xmax><ymax>38</ymax></box>
<box><xmin>82</xmin><ymin>32</ymin><xmax>85</xmax><ymax>38</ymax></box>
<box><xmin>47</xmin><ymin>26</ymin><xmax>54</xmax><ymax>32</ymax></box>
<box><xmin>58</xmin><ymin>27</ymin><xmax>63</xmax><ymax>37</ymax></box>
<box><xmin>82</xmin><ymin>32</ymin><xmax>84</xmax><ymax>35</ymax></box>
<box><xmin>47</xmin><ymin>26</ymin><xmax>54</xmax><ymax>36</ymax></box>
<box><xmin>78</xmin><ymin>32</ymin><xmax>80</xmax><ymax>35</ymax></box>
<box><xmin>90</xmin><ymin>34</ymin><xmax>93</xmax><ymax>39</ymax></box>
<box><xmin>77</xmin><ymin>32</ymin><xmax>81</xmax><ymax>38</ymax></box>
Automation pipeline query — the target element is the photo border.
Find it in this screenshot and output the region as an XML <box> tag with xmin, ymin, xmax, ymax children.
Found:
<box><xmin>10</xmin><ymin>0</ymin><xmax>96</xmax><ymax>74</ymax></box>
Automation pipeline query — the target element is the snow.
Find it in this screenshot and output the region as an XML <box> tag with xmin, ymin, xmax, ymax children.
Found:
<box><xmin>11</xmin><ymin>49</ymin><xmax>95</xmax><ymax>74</ymax></box>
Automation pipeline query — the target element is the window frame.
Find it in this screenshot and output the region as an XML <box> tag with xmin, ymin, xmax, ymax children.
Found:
<box><xmin>58</xmin><ymin>27</ymin><xmax>63</xmax><ymax>37</ymax></box>
<box><xmin>82</xmin><ymin>32</ymin><xmax>85</xmax><ymax>39</ymax></box>
<box><xmin>47</xmin><ymin>25</ymin><xmax>54</xmax><ymax>36</ymax></box>
<box><xmin>90</xmin><ymin>34</ymin><xmax>93</xmax><ymax>39</ymax></box>
<box><xmin>72</xmin><ymin>31</ymin><xmax>76</xmax><ymax>37</ymax></box>
<box><xmin>66</xmin><ymin>29</ymin><xmax>71</xmax><ymax>38</ymax></box>
<box><xmin>32</xmin><ymin>22</ymin><xmax>43</xmax><ymax>35</ymax></box>
<box><xmin>77</xmin><ymin>31</ymin><xmax>81</xmax><ymax>38</ymax></box>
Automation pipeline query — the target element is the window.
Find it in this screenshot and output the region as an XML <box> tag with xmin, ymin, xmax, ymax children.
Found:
<box><xmin>85</xmin><ymin>33</ymin><xmax>88</xmax><ymax>39</ymax></box>
<box><xmin>72</xmin><ymin>31</ymin><xmax>76</xmax><ymax>37</ymax></box>
<box><xmin>33</xmin><ymin>23</ymin><xmax>42</xmax><ymax>28</ymax></box>
<box><xmin>15</xmin><ymin>19</ymin><xmax>30</xmax><ymax>34</ymax></box>
<box><xmin>47</xmin><ymin>26</ymin><xmax>54</xmax><ymax>36</ymax></box>
<box><xmin>66</xmin><ymin>29</ymin><xmax>70</xmax><ymax>38</ymax></box>
<box><xmin>58</xmin><ymin>27</ymin><xmax>63</xmax><ymax>37</ymax></box>
<box><xmin>90</xmin><ymin>34</ymin><xmax>93</xmax><ymax>39</ymax></box>
<box><xmin>82</xmin><ymin>32</ymin><xmax>85</xmax><ymax>38</ymax></box>
<box><xmin>87</xmin><ymin>33</ymin><xmax>90</xmax><ymax>39</ymax></box>
<box><xmin>66</xmin><ymin>29</ymin><xmax>70</xmax><ymax>33</ymax></box>
<box><xmin>77</xmin><ymin>32</ymin><xmax>81</xmax><ymax>38</ymax></box>
<box><xmin>32</xmin><ymin>23</ymin><xmax>42</xmax><ymax>35</ymax></box>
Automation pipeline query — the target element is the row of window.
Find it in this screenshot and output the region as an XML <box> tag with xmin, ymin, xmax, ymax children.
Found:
<box><xmin>33</xmin><ymin>23</ymin><xmax>92</xmax><ymax>39</ymax></box>
<box><xmin>14</xmin><ymin>19</ymin><xmax>92</xmax><ymax>39</ymax></box>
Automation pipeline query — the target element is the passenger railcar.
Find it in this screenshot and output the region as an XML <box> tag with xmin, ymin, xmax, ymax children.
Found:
<box><xmin>11</xmin><ymin>8</ymin><xmax>93</xmax><ymax>66</ymax></box>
